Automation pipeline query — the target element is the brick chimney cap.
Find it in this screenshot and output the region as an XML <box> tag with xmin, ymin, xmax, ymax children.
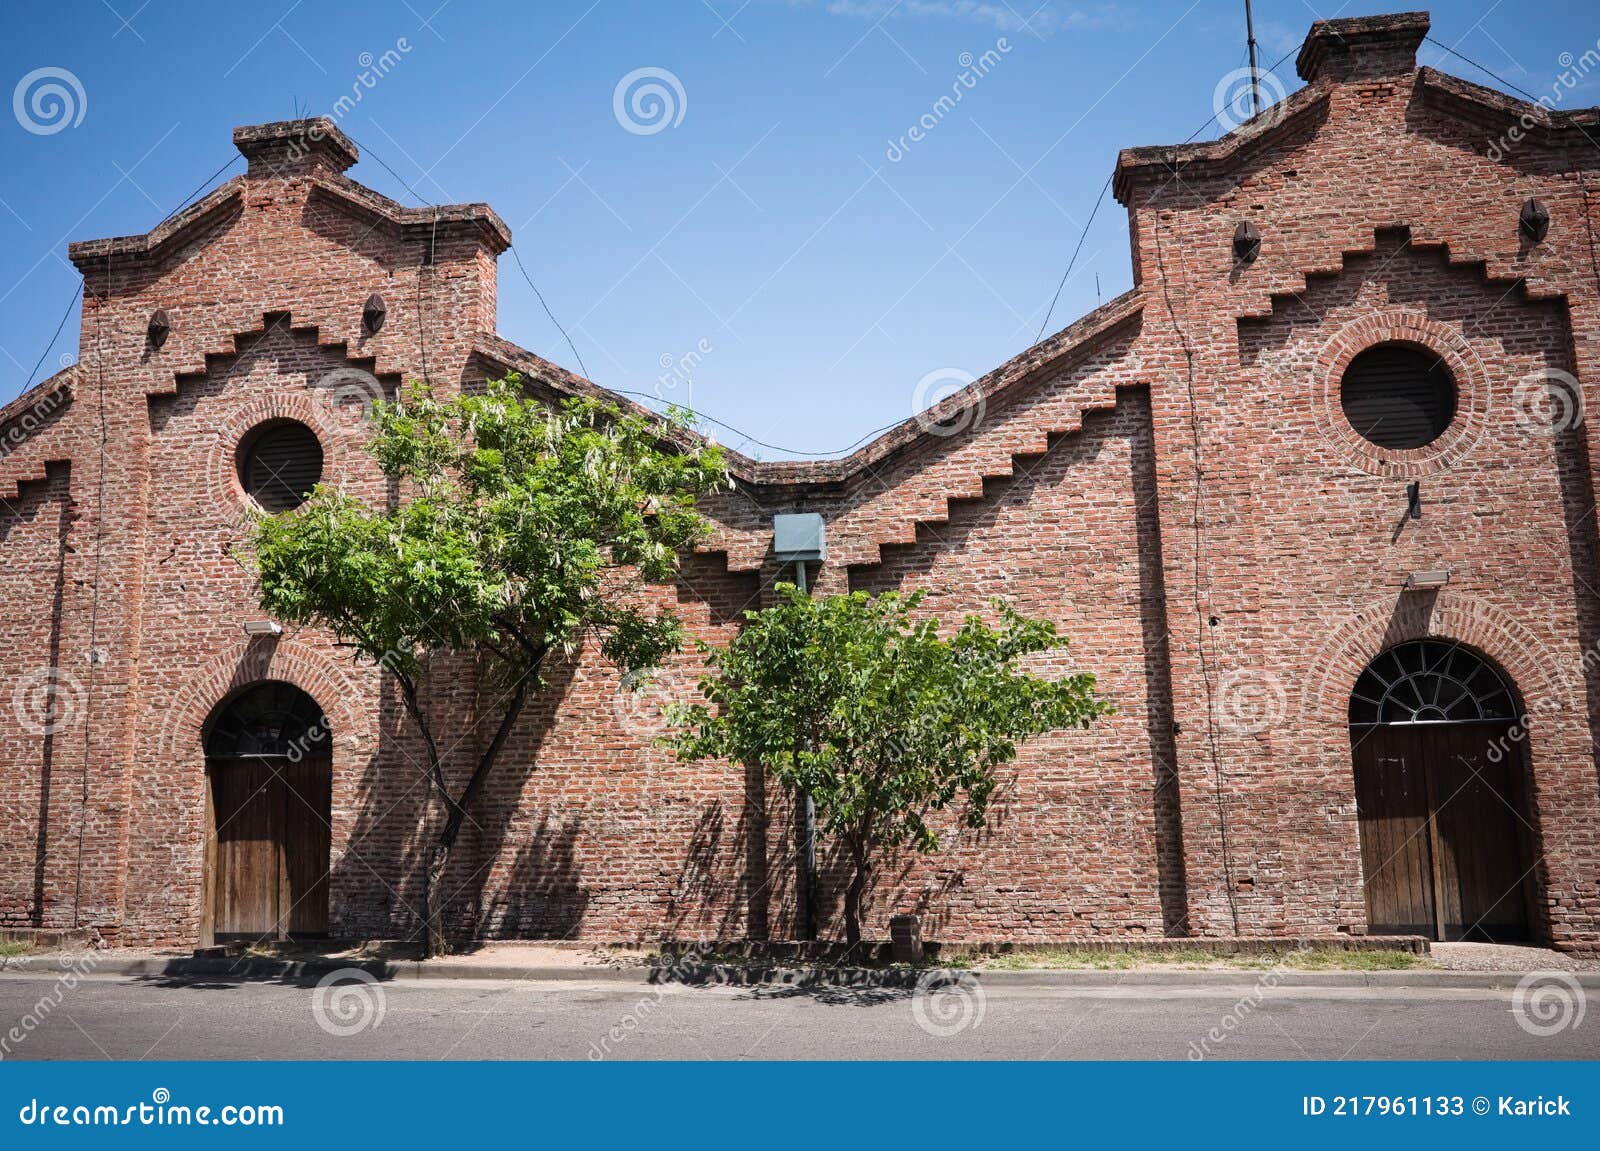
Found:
<box><xmin>1296</xmin><ymin>10</ymin><xmax>1430</xmax><ymax>82</ymax></box>
<box><xmin>233</xmin><ymin>118</ymin><xmax>359</xmax><ymax>173</ymax></box>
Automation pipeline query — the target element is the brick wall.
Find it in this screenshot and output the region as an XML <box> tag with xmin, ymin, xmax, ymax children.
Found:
<box><xmin>2</xmin><ymin>12</ymin><xmax>1598</xmax><ymax>949</ymax></box>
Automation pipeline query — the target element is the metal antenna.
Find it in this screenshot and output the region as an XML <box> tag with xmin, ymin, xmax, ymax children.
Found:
<box><xmin>1245</xmin><ymin>0</ymin><xmax>1262</xmax><ymax>116</ymax></box>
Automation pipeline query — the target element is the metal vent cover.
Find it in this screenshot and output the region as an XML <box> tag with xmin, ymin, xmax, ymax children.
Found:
<box><xmin>242</xmin><ymin>421</ymin><xmax>323</xmax><ymax>512</ymax></box>
<box><xmin>1339</xmin><ymin>343</ymin><xmax>1457</xmax><ymax>450</ymax></box>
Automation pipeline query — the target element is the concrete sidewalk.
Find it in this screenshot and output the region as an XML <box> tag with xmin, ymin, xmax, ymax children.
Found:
<box><xmin>4</xmin><ymin>951</ymin><xmax>1599</xmax><ymax>990</ymax></box>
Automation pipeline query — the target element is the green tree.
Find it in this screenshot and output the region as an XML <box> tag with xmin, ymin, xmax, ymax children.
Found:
<box><xmin>666</xmin><ymin>586</ymin><xmax>1111</xmax><ymax>945</ymax></box>
<box><xmin>251</xmin><ymin>376</ymin><xmax>727</xmax><ymax>955</ymax></box>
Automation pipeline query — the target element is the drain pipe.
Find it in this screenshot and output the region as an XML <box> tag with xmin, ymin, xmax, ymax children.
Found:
<box><xmin>773</xmin><ymin>513</ymin><xmax>826</xmax><ymax>943</ymax></box>
<box><xmin>792</xmin><ymin>557</ymin><xmax>818</xmax><ymax>943</ymax></box>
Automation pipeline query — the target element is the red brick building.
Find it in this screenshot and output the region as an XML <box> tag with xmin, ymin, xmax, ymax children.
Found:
<box><xmin>4</xmin><ymin>12</ymin><xmax>1599</xmax><ymax>949</ymax></box>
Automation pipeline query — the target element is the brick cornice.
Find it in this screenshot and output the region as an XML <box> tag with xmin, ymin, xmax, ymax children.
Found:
<box><xmin>1114</xmin><ymin>85</ymin><xmax>1331</xmax><ymax>206</ymax></box>
<box><xmin>474</xmin><ymin>287</ymin><xmax>1144</xmax><ymax>493</ymax></box>
<box><xmin>1295</xmin><ymin>11</ymin><xmax>1429</xmax><ymax>83</ymax></box>
<box><xmin>1416</xmin><ymin>66</ymin><xmax>1600</xmax><ymax>142</ymax></box>
<box><xmin>68</xmin><ymin>181</ymin><xmax>245</xmax><ymax>271</ymax></box>
<box><xmin>0</xmin><ymin>364</ymin><xmax>76</xmax><ymax>504</ymax></box>
<box><xmin>67</xmin><ymin>160</ymin><xmax>509</xmax><ymax>277</ymax></box>
<box><xmin>1115</xmin><ymin>63</ymin><xmax>1600</xmax><ymax>209</ymax></box>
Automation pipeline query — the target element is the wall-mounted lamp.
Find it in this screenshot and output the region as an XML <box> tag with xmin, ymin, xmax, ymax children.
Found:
<box><xmin>241</xmin><ymin>620</ymin><xmax>284</xmax><ymax>636</ymax></box>
<box><xmin>147</xmin><ymin>308</ymin><xmax>171</xmax><ymax>350</ymax></box>
<box><xmin>1406</xmin><ymin>480</ymin><xmax>1421</xmax><ymax>520</ymax></box>
<box><xmin>1233</xmin><ymin>220</ymin><xmax>1261</xmax><ymax>263</ymax></box>
<box><xmin>1403</xmin><ymin>569</ymin><xmax>1451</xmax><ymax>591</ymax></box>
<box><xmin>362</xmin><ymin>292</ymin><xmax>387</xmax><ymax>334</ymax></box>
<box><xmin>1520</xmin><ymin>198</ymin><xmax>1550</xmax><ymax>243</ymax></box>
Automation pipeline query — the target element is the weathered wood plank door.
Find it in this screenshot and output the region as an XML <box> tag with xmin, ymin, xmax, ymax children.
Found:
<box><xmin>1427</xmin><ymin>723</ymin><xmax>1530</xmax><ymax>942</ymax></box>
<box><xmin>1351</xmin><ymin>727</ymin><xmax>1436</xmax><ymax>937</ymax></box>
<box><xmin>1352</xmin><ymin>723</ymin><xmax>1529</xmax><ymax>941</ymax></box>
<box><xmin>207</xmin><ymin>756</ymin><xmax>331</xmax><ymax>938</ymax></box>
<box><xmin>281</xmin><ymin>756</ymin><xmax>332</xmax><ymax>936</ymax></box>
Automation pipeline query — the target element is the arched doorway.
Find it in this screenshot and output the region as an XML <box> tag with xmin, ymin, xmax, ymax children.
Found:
<box><xmin>202</xmin><ymin>682</ymin><xmax>332</xmax><ymax>940</ymax></box>
<box><xmin>1348</xmin><ymin>640</ymin><xmax>1536</xmax><ymax>942</ymax></box>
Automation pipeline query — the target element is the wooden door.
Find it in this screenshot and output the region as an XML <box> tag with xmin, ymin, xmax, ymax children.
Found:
<box><xmin>1352</xmin><ymin>727</ymin><xmax>1436</xmax><ymax>936</ymax></box>
<box><xmin>1352</xmin><ymin>723</ymin><xmax>1530</xmax><ymax>941</ymax></box>
<box><xmin>1427</xmin><ymin>723</ymin><xmax>1530</xmax><ymax>942</ymax></box>
<box><xmin>207</xmin><ymin>756</ymin><xmax>331</xmax><ymax>938</ymax></box>
<box><xmin>281</xmin><ymin>756</ymin><xmax>331</xmax><ymax>935</ymax></box>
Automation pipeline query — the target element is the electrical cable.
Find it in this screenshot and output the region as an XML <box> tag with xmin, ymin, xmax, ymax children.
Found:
<box><xmin>1150</xmin><ymin>211</ymin><xmax>1241</xmax><ymax>938</ymax></box>
<box><xmin>336</xmin><ymin>129</ymin><xmax>434</xmax><ymax>208</ymax></box>
<box><xmin>72</xmin><ymin>256</ymin><xmax>111</xmax><ymax>928</ymax></box>
<box><xmin>1029</xmin><ymin>43</ymin><xmax>1301</xmax><ymax>350</ymax></box>
<box><xmin>17</xmin><ymin>150</ymin><xmax>239</xmax><ymax>401</ymax></box>
<box><xmin>334</xmin><ymin>131</ymin><xmax>595</xmax><ymax>395</ymax></box>
<box><xmin>1423</xmin><ymin>35</ymin><xmax>1545</xmax><ymax>104</ymax></box>
<box><xmin>152</xmin><ymin>153</ymin><xmax>243</xmax><ymax>230</ymax></box>
<box><xmin>19</xmin><ymin>283</ymin><xmax>83</xmax><ymax>394</ymax></box>
<box><xmin>607</xmin><ymin>387</ymin><xmax>909</xmax><ymax>458</ymax></box>
<box><xmin>508</xmin><ymin>245</ymin><xmax>590</xmax><ymax>382</ymax></box>
<box><xmin>1035</xmin><ymin>175</ymin><xmax>1112</xmax><ymax>343</ymax></box>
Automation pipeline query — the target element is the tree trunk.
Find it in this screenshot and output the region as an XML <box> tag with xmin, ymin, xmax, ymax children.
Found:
<box><xmin>417</xmin><ymin>672</ymin><xmax>535</xmax><ymax>959</ymax></box>
<box><xmin>843</xmin><ymin>846</ymin><xmax>870</xmax><ymax>948</ymax></box>
<box><xmin>423</xmin><ymin>839</ymin><xmax>451</xmax><ymax>958</ymax></box>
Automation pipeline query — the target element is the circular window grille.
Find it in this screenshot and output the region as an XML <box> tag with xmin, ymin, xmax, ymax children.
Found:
<box><xmin>205</xmin><ymin>681</ymin><xmax>326</xmax><ymax>758</ymax></box>
<box><xmin>1339</xmin><ymin>343</ymin><xmax>1458</xmax><ymax>450</ymax></box>
<box><xmin>239</xmin><ymin>420</ymin><xmax>323</xmax><ymax>512</ymax></box>
<box><xmin>1348</xmin><ymin>639</ymin><xmax>1516</xmax><ymax>727</ymax></box>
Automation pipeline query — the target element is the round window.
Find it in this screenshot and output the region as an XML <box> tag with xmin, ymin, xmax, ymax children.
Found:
<box><xmin>239</xmin><ymin>420</ymin><xmax>323</xmax><ymax>512</ymax></box>
<box><xmin>1339</xmin><ymin>343</ymin><xmax>1457</xmax><ymax>450</ymax></box>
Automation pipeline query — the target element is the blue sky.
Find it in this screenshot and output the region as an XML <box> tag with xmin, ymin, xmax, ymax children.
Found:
<box><xmin>4</xmin><ymin>1</ymin><xmax>1598</xmax><ymax>458</ymax></box>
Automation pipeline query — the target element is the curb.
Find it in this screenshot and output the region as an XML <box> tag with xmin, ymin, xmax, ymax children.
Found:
<box><xmin>0</xmin><ymin>956</ymin><xmax>649</xmax><ymax>984</ymax></box>
<box><xmin>3</xmin><ymin>955</ymin><xmax>1597</xmax><ymax>990</ymax></box>
<box><xmin>971</xmin><ymin>969</ymin><xmax>1600</xmax><ymax>989</ymax></box>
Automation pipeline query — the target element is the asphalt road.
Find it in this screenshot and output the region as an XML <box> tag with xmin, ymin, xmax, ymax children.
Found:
<box><xmin>0</xmin><ymin>974</ymin><xmax>1594</xmax><ymax>1061</ymax></box>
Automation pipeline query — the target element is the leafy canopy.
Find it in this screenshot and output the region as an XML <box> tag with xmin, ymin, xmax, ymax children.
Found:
<box><xmin>667</xmin><ymin>586</ymin><xmax>1112</xmax><ymax>857</ymax></box>
<box><xmin>252</xmin><ymin>375</ymin><xmax>729</xmax><ymax>684</ymax></box>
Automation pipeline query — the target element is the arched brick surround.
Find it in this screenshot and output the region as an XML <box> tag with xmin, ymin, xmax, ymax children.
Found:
<box><xmin>151</xmin><ymin>637</ymin><xmax>367</xmax><ymax>764</ymax></box>
<box><xmin>143</xmin><ymin>638</ymin><xmax>376</xmax><ymax>942</ymax></box>
<box><xmin>1313</xmin><ymin>309</ymin><xmax>1491</xmax><ymax>478</ymax></box>
<box><xmin>1300</xmin><ymin>589</ymin><xmax>1579</xmax><ymax>730</ymax></box>
<box><xmin>1297</xmin><ymin>589</ymin><xmax>1580</xmax><ymax>942</ymax></box>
